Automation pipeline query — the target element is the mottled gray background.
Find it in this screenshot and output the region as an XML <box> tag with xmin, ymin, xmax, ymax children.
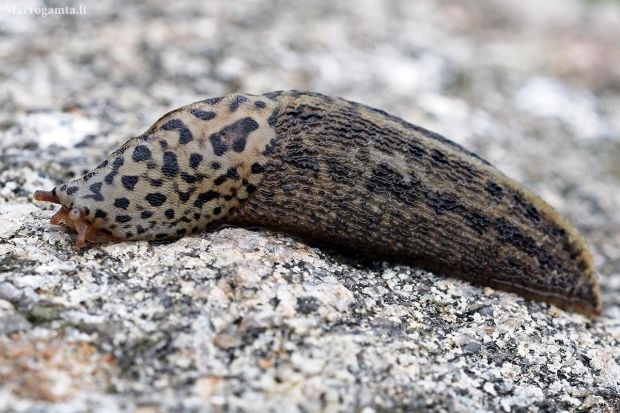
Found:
<box><xmin>0</xmin><ymin>0</ymin><xmax>619</xmax><ymax>412</ymax></box>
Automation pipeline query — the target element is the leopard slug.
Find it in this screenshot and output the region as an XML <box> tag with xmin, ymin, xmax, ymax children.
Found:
<box><xmin>33</xmin><ymin>91</ymin><xmax>602</xmax><ymax>316</ymax></box>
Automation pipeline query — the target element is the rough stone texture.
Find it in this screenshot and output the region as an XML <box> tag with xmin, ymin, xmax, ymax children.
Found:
<box><xmin>1</xmin><ymin>0</ymin><xmax>620</xmax><ymax>412</ymax></box>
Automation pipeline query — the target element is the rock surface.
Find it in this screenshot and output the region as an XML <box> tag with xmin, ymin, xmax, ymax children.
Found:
<box><xmin>1</xmin><ymin>0</ymin><xmax>620</xmax><ymax>412</ymax></box>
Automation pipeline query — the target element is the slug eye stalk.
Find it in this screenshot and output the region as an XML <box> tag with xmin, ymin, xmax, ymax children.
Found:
<box><xmin>33</xmin><ymin>190</ymin><xmax>60</xmax><ymax>204</ymax></box>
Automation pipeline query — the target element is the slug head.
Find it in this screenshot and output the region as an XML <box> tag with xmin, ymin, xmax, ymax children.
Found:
<box><xmin>33</xmin><ymin>190</ymin><xmax>108</xmax><ymax>247</ymax></box>
<box><xmin>33</xmin><ymin>94</ymin><xmax>278</xmax><ymax>247</ymax></box>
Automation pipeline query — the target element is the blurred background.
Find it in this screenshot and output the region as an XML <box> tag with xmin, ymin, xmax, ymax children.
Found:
<box><xmin>2</xmin><ymin>0</ymin><xmax>619</xmax><ymax>298</ymax></box>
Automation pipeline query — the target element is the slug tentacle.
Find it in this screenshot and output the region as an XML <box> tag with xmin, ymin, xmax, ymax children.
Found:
<box><xmin>33</xmin><ymin>190</ymin><xmax>60</xmax><ymax>204</ymax></box>
<box><xmin>50</xmin><ymin>206</ymin><xmax>69</xmax><ymax>225</ymax></box>
<box><xmin>33</xmin><ymin>90</ymin><xmax>602</xmax><ymax>316</ymax></box>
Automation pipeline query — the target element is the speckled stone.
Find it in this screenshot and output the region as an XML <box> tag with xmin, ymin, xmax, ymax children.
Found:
<box><xmin>1</xmin><ymin>0</ymin><xmax>619</xmax><ymax>412</ymax></box>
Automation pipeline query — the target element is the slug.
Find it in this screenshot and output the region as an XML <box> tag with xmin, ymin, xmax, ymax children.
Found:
<box><xmin>33</xmin><ymin>91</ymin><xmax>601</xmax><ymax>316</ymax></box>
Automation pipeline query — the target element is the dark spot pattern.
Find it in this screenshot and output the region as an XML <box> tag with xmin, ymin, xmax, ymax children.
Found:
<box><xmin>177</xmin><ymin>188</ymin><xmax>196</xmax><ymax>203</ymax></box>
<box><xmin>547</xmin><ymin>225</ymin><xmax>567</xmax><ymax>239</ymax></box>
<box><xmin>407</xmin><ymin>143</ymin><xmax>426</xmax><ymax>160</ymax></box>
<box><xmin>84</xmin><ymin>182</ymin><xmax>104</xmax><ymax>201</ymax></box>
<box><xmin>141</xmin><ymin>211</ymin><xmax>153</xmax><ymax>219</ymax></box>
<box><xmin>190</xmin><ymin>109</ymin><xmax>216</xmax><ymax>121</ymax></box>
<box><xmin>165</xmin><ymin>209</ymin><xmax>175</xmax><ymax>219</ymax></box>
<box><xmin>103</xmin><ymin>156</ymin><xmax>125</xmax><ymax>185</ymax></box>
<box><xmin>181</xmin><ymin>173</ymin><xmax>200</xmax><ymax>184</ymax></box>
<box><xmin>511</xmin><ymin>191</ymin><xmax>541</xmax><ymax>223</ymax></box>
<box><xmin>203</xmin><ymin>97</ymin><xmax>222</xmax><ymax>105</ymax></box>
<box><xmin>82</xmin><ymin>171</ymin><xmax>97</xmax><ymax>182</ymax></box>
<box><xmin>116</xmin><ymin>215</ymin><xmax>132</xmax><ymax>223</ymax></box>
<box><xmin>495</xmin><ymin>218</ymin><xmax>538</xmax><ymax>254</ymax></box>
<box><xmin>162</xmin><ymin>151</ymin><xmax>179</xmax><ymax>177</ymax></box>
<box><xmin>132</xmin><ymin>145</ymin><xmax>152</xmax><ymax>162</ymax></box>
<box><xmin>268</xmin><ymin>108</ymin><xmax>279</xmax><ymax>126</ymax></box>
<box><xmin>114</xmin><ymin>197</ymin><xmax>130</xmax><ymax>210</ymax></box>
<box><xmin>121</xmin><ymin>176</ymin><xmax>139</xmax><ymax>191</ymax></box>
<box><xmin>263</xmin><ymin>138</ymin><xmax>277</xmax><ymax>156</ymax></box>
<box><xmin>209</xmin><ymin>117</ymin><xmax>259</xmax><ymax>156</ymax></box>
<box><xmin>229</xmin><ymin>95</ymin><xmax>248</xmax><ymax>112</ymax></box>
<box><xmin>251</xmin><ymin>163</ymin><xmax>265</xmax><ymax>174</ymax></box>
<box><xmin>105</xmin><ymin>171</ymin><xmax>117</xmax><ymax>184</ymax></box>
<box><xmin>194</xmin><ymin>191</ymin><xmax>219</xmax><ymax>208</ymax></box>
<box><xmin>367</xmin><ymin>162</ymin><xmax>420</xmax><ymax>206</ymax></box>
<box><xmin>162</xmin><ymin>118</ymin><xmax>193</xmax><ymax>145</ymax></box>
<box><xmin>485</xmin><ymin>182</ymin><xmax>503</xmax><ymax>201</ymax></box>
<box><xmin>66</xmin><ymin>186</ymin><xmax>79</xmax><ymax>195</ymax></box>
<box><xmin>145</xmin><ymin>193</ymin><xmax>167</xmax><ymax>207</ymax></box>
<box><xmin>431</xmin><ymin>149</ymin><xmax>450</xmax><ymax>165</ymax></box>
<box><xmin>214</xmin><ymin>167</ymin><xmax>240</xmax><ymax>186</ymax></box>
<box><xmin>525</xmin><ymin>205</ymin><xmax>540</xmax><ymax>222</ymax></box>
<box><xmin>190</xmin><ymin>153</ymin><xmax>203</xmax><ymax>169</ymax></box>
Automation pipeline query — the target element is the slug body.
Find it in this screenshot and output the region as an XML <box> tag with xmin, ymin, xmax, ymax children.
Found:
<box><xmin>34</xmin><ymin>91</ymin><xmax>601</xmax><ymax>316</ymax></box>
